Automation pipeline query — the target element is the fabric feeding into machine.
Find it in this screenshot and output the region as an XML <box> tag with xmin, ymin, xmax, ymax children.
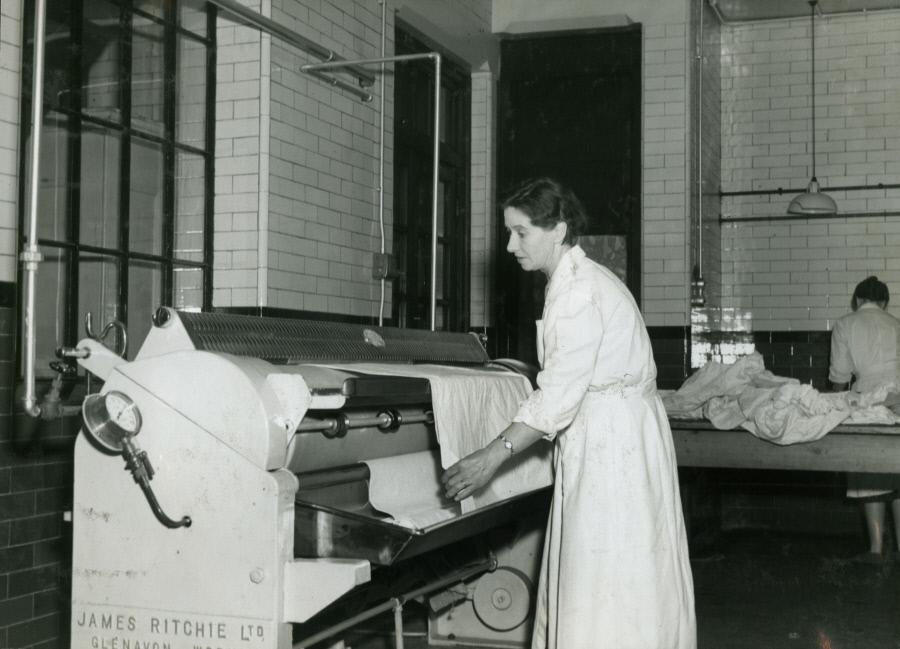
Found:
<box><xmin>321</xmin><ymin>362</ymin><xmax>553</xmax><ymax>516</ymax></box>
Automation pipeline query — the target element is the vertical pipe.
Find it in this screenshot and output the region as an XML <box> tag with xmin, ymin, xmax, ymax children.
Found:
<box><xmin>809</xmin><ymin>0</ymin><xmax>817</xmax><ymax>179</ymax></box>
<box><xmin>696</xmin><ymin>0</ymin><xmax>704</xmax><ymax>279</ymax></box>
<box><xmin>377</xmin><ymin>0</ymin><xmax>386</xmax><ymax>326</ymax></box>
<box><xmin>392</xmin><ymin>598</ymin><xmax>405</xmax><ymax>649</ymax></box>
<box><xmin>429</xmin><ymin>54</ymin><xmax>441</xmax><ymax>331</ymax></box>
<box><xmin>21</xmin><ymin>0</ymin><xmax>49</xmax><ymax>417</ymax></box>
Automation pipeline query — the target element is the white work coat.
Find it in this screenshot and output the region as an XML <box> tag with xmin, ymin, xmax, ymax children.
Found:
<box><xmin>829</xmin><ymin>302</ymin><xmax>900</xmax><ymax>393</ymax></box>
<box><xmin>513</xmin><ymin>246</ymin><xmax>696</xmax><ymax>649</ymax></box>
<box><xmin>829</xmin><ymin>302</ymin><xmax>900</xmax><ymax>497</ymax></box>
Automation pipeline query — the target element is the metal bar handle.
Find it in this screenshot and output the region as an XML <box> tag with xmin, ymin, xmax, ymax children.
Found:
<box><xmin>295</xmin><ymin>409</ymin><xmax>434</xmax><ymax>436</ymax></box>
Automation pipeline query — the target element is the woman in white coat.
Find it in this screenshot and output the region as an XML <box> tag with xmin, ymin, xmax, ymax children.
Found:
<box><xmin>829</xmin><ymin>275</ymin><xmax>900</xmax><ymax>561</ymax></box>
<box><xmin>442</xmin><ymin>177</ymin><xmax>696</xmax><ymax>649</ymax></box>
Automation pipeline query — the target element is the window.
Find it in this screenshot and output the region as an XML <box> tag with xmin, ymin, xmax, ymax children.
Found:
<box><xmin>20</xmin><ymin>0</ymin><xmax>215</xmax><ymax>375</ymax></box>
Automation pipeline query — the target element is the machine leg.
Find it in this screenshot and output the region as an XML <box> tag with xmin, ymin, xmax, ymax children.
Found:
<box><xmin>393</xmin><ymin>598</ymin><xmax>405</xmax><ymax>649</ymax></box>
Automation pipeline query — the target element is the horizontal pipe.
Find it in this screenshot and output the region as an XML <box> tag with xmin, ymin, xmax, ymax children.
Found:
<box><xmin>304</xmin><ymin>69</ymin><xmax>373</xmax><ymax>102</ymax></box>
<box><xmin>720</xmin><ymin>210</ymin><xmax>900</xmax><ymax>224</ymax></box>
<box><xmin>720</xmin><ymin>182</ymin><xmax>900</xmax><ymax>197</ymax></box>
<box><xmin>293</xmin><ymin>557</ymin><xmax>495</xmax><ymax>649</ymax></box>
<box><xmin>301</xmin><ymin>52</ymin><xmax>440</xmax><ymax>73</ymax></box>
<box><xmin>708</xmin><ymin>0</ymin><xmax>894</xmax><ymax>25</ymax></box>
<box><xmin>208</xmin><ymin>0</ymin><xmax>375</xmax><ymax>86</ymax></box>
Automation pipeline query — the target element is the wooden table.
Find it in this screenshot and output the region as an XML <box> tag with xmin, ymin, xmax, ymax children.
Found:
<box><xmin>670</xmin><ymin>419</ymin><xmax>900</xmax><ymax>474</ymax></box>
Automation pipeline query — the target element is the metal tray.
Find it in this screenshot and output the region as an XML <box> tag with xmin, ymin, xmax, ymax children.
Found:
<box><xmin>294</xmin><ymin>486</ymin><xmax>552</xmax><ymax>566</ymax></box>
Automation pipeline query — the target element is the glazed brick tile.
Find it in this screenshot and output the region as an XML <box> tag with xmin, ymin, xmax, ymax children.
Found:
<box><xmin>6</xmin><ymin>612</ymin><xmax>62</xmax><ymax>649</ymax></box>
<box><xmin>10</xmin><ymin>514</ymin><xmax>60</xmax><ymax>546</ymax></box>
<box><xmin>8</xmin><ymin>564</ymin><xmax>59</xmax><ymax>598</ymax></box>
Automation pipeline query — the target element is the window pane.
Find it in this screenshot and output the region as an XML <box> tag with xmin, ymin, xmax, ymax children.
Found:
<box><xmin>436</xmin><ymin>244</ymin><xmax>444</xmax><ymax>300</ymax></box>
<box><xmin>82</xmin><ymin>0</ymin><xmax>121</xmax><ymax>122</ymax></box>
<box><xmin>34</xmin><ymin>112</ymin><xmax>70</xmax><ymax>241</ymax></box>
<box><xmin>131</xmin><ymin>16</ymin><xmax>165</xmax><ymax>136</ymax></box>
<box><xmin>134</xmin><ymin>1</ymin><xmax>164</xmax><ymax>21</ymax></box>
<box><xmin>174</xmin><ymin>266</ymin><xmax>203</xmax><ymax>310</ymax></box>
<box><xmin>79</xmin><ymin>253</ymin><xmax>121</xmax><ymax>354</ymax></box>
<box><xmin>175</xmin><ymin>151</ymin><xmax>205</xmax><ymax>262</ymax></box>
<box><xmin>179</xmin><ymin>0</ymin><xmax>208</xmax><ymax>37</ymax></box>
<box><xmin>129</xmin><ymin>137</ymin><xmax>164</xmax><ymax>255</ymax></box>
<box><xmin>33</xmin><ymin>247</ymin><xmax>69</xmax><ymax>377</ymax></box>
<box><xmin>396</xmin><ymin>167</ymin><xmax>408</xmax><ymax>228</ymax></box>
<box><xmin>440</xmin><ymin>85</ymin><xmax>448</xmax><ymax>143</ymax></box>
<box><xmin>80</xmin><ymin>126</ymin><xmax>121</xmax><ymax>248</ymax></box>
<box><xmin>437</xmin><ymin>180</ymin><xmax>445</xmax><ymax>237</ymax></box>
<box><xmin>127</xmin><ymin>260</ymin><xmax>164</xmax><ymax>358</ymax></box>
<box><xmin>177</xmin><ymin>35</ymin><xmax>207</xmax><ymax>147</ymax></box>
<box><xmin>43</xmin><ymin>1</ymin><xmax>76</xmax><ymax>110</ymax></box>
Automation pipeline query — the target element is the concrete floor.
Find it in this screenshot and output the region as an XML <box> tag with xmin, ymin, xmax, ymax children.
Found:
<box><xmin>305</xmin><ymin>530</ymin><xmax>900</xmax><ymax>649</ymax></box>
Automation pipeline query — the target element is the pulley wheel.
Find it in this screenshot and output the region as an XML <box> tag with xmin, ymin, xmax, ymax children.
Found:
<box><xmin>472</xmin><ymin>567</ymin><xmax>532</xmax><ymax>631</ymax></box>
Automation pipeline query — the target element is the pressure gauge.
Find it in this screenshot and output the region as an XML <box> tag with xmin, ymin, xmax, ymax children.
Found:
<box><xmin>82</xmin><ymin>390</ymin><xmax>143</xmax><ymax>452</ymax></box>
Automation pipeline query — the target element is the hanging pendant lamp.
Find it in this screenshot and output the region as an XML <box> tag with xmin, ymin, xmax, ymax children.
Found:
<box><xmin>788</xmin><ymin>0</ymin><xmax>838</xmax><ymax>215</ymax></box>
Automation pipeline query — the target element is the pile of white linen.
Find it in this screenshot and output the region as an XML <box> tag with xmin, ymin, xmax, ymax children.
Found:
<box><xmin>661</xmin><ymin>352</ymin><xmax>900</xmax><ymax>445</ymax></box>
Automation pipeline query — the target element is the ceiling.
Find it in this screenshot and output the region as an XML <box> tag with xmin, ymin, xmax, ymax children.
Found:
<box><xmin>712</xmin><ymin>0</ymin><xmax>900</xmax><ymax>21</ymax></box>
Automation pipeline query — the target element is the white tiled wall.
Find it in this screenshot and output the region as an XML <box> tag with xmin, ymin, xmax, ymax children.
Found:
<box><xmin>214</xmin><ymin>0</ymin><xmax>496</xmax><ymax>324</ymax></box>
<box><xmin>214</xmin><ymin>0</ymin><xmax>698</xmax><ymax>328</ymax></box>
<box><xmin>0</xmin><ymin>0</ymin><xmax>23</xmax><ymax>282</ymax></box>
<box><xmin>720</xmin><ymin>10</ymin><xmax>900</xmax><ymax>330</ymax></box>
<box><xmin>690</xmin><ymin>0</ymin><xmax>722</xmax><ymax>308</ymax></box>
<box><xmin>214</xmin><ymin>0</ymin><xmax>265</xmax><ymax>307</ymax></box>
<box><xmin>470</xmin><ymin>68</ymin><xmax>494</xmax><ymax>329</ymax></box>
<box><xmin>643</xmin><ymin>20</ymin><xmax>691</xmax><ymax>326</ymax></box>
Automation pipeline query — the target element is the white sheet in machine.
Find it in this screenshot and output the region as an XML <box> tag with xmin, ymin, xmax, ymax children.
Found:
<box><xmin>364</xmin><ymin>450</ymin><xmax>460</xmax><ymax>529</ymax></box>
<box><xmin>321</xmin><ymin>363</ymin><xmax>554</xmax><ymax>515</ymax></box>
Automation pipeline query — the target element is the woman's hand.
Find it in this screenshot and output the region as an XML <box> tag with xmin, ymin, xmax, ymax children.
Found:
<box><xmin>441</xmin><ymin>440</ymin><xmax>507</xmax><ymax>501</ymax></box>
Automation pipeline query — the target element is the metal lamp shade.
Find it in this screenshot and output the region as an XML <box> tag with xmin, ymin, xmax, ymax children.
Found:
<box><xmin>787</xmin><ymin>177</ymin><xmax>838</xmax><ymax>215</ymax></box>
<box><xmin>787</xmin><ymin>0</ymin><xmax>838</xmax><ymax>216</ymax></box>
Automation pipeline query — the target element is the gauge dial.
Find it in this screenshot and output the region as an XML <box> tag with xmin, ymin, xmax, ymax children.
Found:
<box><xmin>104</xmin><ymin>391</ymin><xmax>141</xmax><ymax>434</ymax></box>
<box><xmin>82</xmin><ymin>390</ymin><xmax>143</xmax><ymax>452</ymax></box>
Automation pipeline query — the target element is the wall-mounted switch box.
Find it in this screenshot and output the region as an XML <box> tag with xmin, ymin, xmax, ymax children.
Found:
<box><xmin>372</xmin><ymin>252</ymin><xmax>396</xmax><ymax>280</ymax></box>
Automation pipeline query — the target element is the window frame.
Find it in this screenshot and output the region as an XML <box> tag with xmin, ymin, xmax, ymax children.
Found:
<box><xmin>18</xmin><ymin>0</ymin><xmax>216</xmax><ymax>374</ymax></box>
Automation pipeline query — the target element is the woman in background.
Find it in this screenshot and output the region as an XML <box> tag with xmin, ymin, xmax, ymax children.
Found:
<box><xmin>441</xmin><ymin>177</ymin><xmax>696</xmax><ymax>649</ymax></box>
<box><xmin>830</xmin><ymin>275</ymin><xmax>900</xmax><ymax>562</ymax></box>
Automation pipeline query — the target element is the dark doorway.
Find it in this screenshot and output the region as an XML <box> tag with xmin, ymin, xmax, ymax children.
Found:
<box><xmin>392</xmin><ymin>24</ymin><xmax>470</xmax><ymax>331</ymax></box>
<box><xmin>495</xmin><ymin>26</ymin><xmax>642</xmax><ymax>364</ymax></box>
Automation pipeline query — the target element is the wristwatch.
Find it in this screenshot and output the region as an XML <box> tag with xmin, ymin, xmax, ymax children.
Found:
<box><xmin>497</xmin><ymin>433</ymin><xmax>515</xmax><ymax>455</ymax></box>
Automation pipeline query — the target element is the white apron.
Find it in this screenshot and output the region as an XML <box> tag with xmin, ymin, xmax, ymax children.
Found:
<box><xmin>513</xmin><ymin>246</ymin><xmax>696</xmax><ymax>649</ymax></box>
